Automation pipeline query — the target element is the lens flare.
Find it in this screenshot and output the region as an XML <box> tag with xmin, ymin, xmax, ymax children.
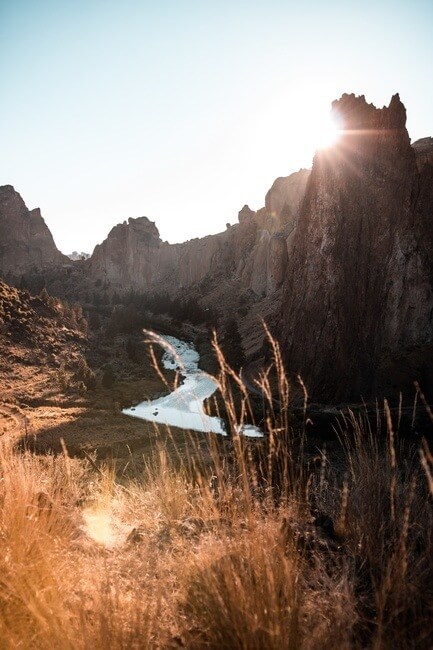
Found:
<box><xmin>315</xmin><ymin>114</ymin><xmax>342</xmax><ymax>149</ymax></box>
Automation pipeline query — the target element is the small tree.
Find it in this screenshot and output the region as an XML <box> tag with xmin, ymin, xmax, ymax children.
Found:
<box><xmin>39</xmin><ymin>287</ymin><xmax>50</xmax><ymax>302</ymax></box>
<box><xmin>75</xmin><ymin>356</ymin><xmax>96</xmax><ymax>390</ymax></box>
<box><xmin>58</xmin><ymin>361</ymin><xmax>69</xmax><ymax>392</ymax></box>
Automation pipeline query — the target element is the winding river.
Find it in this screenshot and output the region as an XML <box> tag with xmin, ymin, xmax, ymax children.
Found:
<box><xmin>122</xmin><ymin>333</ymin><xmax>263</xmax><ymax>438</ymax></box>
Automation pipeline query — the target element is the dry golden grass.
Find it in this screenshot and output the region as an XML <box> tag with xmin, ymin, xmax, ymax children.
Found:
<box><xmin>0</xmin><ymin>332</ymin><xmax>432</xmax><ymax>648</ymax></box>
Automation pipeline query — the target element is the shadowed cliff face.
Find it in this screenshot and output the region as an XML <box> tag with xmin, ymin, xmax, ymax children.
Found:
<box><xmin>281</xmin><ymin>94</ymin><xmax>433</xmax><ymax>401</ymax></box>
<box><xmin>413</xmin><ymin>137</ymin><xmax>433</xmax><ymax>172</ymax></box>
<box><xmin>0</xmin><ymin>185</ymin><xmax>68</xmax><ymax>277</ymax></box>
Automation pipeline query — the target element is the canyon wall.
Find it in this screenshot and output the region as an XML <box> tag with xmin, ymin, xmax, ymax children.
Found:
<box><xmin>88</xmin><ymin>168</ymin><xmax>310</xmax><ymax>300</ymax></box>
<box><xmin>1</xmin><ymin>93</ymin><xmax>432</xmax><ymax>403</ymax></box>
<box><xmin>0</xmin><ymin>185</ymin><xmax>68</xmax><ymax>277</ymax></box>
<box><xmin>280</xmin><ymin>94</ymin><xmax>433</xmax><ymax>401</ymax></box>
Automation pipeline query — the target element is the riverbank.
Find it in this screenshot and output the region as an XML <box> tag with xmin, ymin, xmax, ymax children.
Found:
<box><xmin>123</xmin><ymin>332</ymin><xmax>264</xmax><ymax>438</ymax></box>
<box><xmin>1</xmin><ymin>315</ymin><xmax>234</xmax><ymax>477</ymax></box>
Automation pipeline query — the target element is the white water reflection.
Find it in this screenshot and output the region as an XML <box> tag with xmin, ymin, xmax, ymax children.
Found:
<box><xmin>122</xmin><ymin>333</ymin><xmax>263</xmax><ymax>438</ymax></box>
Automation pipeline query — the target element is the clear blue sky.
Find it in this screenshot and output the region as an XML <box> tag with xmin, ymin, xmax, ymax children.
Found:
<box><xmin>1</xmin><ymin>0</ymin><xmax>432</xmax><ymax>253</ymax></box>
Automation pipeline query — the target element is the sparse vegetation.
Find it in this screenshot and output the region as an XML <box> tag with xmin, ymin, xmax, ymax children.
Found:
<box><xmin>74</xmin><ymin>355</ymin><xmax>97</xmax><ymax>390</ymax></box>
<box><xmin>1</xmin><ymin>330</ymin><xmax>433</xmax><ymax>648</ymax></box>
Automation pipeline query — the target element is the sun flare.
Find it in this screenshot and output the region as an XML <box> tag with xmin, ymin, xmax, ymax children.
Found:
<box><xmin>315</xmin><ymin>115</ymin><xmax>341</xmax><ymax>149</ymax></box>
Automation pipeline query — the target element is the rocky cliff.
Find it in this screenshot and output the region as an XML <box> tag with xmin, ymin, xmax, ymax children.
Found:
<box><xmin>88</xmin><ymin>168</ymin><xmax>310</xmax><ymax>300</ymax></box>
<box><xmin>280</xmin><ymin>94</ymin><xmax>433</xmax><ymax>401</ymax></box>
<box><xmin>3</xmin><ymin>93</ymin><xmax>432</xmax><ymax>403</ymax></box>
<box><xmin>0</xmin><ymin>169</ymin><xmax>310</xmax><ymax>363</ymax></box>
<box><xmin>0</xmin><ymin>185</ymin><xmax>67</xmax><ymax>278</ymax></box>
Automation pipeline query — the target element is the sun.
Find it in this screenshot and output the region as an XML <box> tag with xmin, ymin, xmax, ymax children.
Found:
<box><xmin>315</xmin><ymin>114</ymin><xmax>342</xmax><ymax>150</ymax></box>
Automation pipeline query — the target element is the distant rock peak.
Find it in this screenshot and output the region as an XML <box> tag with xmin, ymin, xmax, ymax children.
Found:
<box><xmin>331</xmin><ymin>92</ymin><xmax>407</xmax><ymax>131</ymax></box>
<box><xmin>413</xmin><ymin>136</ymin><xmax>433</xmax><ymax>150</ymax></box>
<box><xmin>0</xmin><ymin>185</ymin><xmax>67</xmax><ymax>276</ymax></box>
<box><xmin>1</xmin><ymin>184</ymin><xmax>16</xmax><ymax>194</ymax></box>
<box><xmin>68</xmin><ymin>251</ymin><xmax>90</xmax><ymax>261</ymax></box>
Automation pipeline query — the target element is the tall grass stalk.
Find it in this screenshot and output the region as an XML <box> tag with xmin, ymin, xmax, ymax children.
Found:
<box><xmin>0</xmin><ymin>330</ymin><xmax>432</xmax><ymax>647</ymax></box>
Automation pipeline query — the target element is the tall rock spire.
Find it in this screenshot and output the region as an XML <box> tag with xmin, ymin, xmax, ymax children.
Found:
<box><xmin>280</xmin><ymin>93</ymin><xmax>433</xmax><ymax>401</ymax></box>
<box><xmin>0</xmin><ymin>185</ymin><xmax>67</xmax><ymax>278</ymax></box>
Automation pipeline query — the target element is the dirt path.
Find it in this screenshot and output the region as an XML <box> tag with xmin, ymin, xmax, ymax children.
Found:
<box><xmin>0</xmin><ymin>402</ymin><xmax>28</xmax><ymax>438</ymax></box>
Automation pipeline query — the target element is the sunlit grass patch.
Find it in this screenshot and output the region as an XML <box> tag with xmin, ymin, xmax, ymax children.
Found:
<box><xmin>0</xmin><ymin>330</ymin><xmax>432</xmax><ymax>647</ymax></box>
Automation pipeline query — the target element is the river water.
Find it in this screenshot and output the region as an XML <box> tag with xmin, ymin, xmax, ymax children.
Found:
<box><xmin>122</xmin><ymin>333</ymin><xmax>263</xmax><ymax>438</ymax></box>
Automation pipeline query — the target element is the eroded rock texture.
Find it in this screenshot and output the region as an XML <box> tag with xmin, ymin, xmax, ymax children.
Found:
<box><xmin>280</xmin><ymin>94</ymin><xmax>433</xmax><ymax>401</ymax></box>
<box><xmin>0</xmin><ymin>186</ymin><xmax>67</xmax><ymax>277</ymax></box>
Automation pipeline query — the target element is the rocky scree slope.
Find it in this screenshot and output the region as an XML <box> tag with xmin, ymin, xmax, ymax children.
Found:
<box><xmin>0</xmin><ymin>279</ymin><xmax>88</xmax><ymax>407</ymax></box>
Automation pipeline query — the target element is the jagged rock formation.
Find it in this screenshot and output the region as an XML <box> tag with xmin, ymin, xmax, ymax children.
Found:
<box><xmin>88</xmin><ymin>168</ymin><xmax>310</xmax><ymax>299</ymax></box>
<box><xmin>280</xmin><ymin>94</ymin><xmax>433</xmax><ymax>401</ymax></box>
<box><xmin>89</xmin><ymin>217</ymin><xmax>161</xmax><ymax>289</ymax></box>
<box><xmin>0</xmin><ymin>185</ymin><xmax>67</xmax><ymax>278</ymax></box>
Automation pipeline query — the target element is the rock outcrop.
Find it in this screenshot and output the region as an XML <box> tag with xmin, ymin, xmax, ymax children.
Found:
<box><xmin>0</xmin><ymin>185</ymin><xmax>67</xmax><ymax>278</ymax></box>
<box><xmin>264</xmin><ymin>169</ymin><xmax>310</xmax><ymax>230</ymax></box>
<box><xmin>280</xmin><ymin>94</ymin><xmax>433</xmax><ymax>401</ymax></box>
<box><xmin>88</xmin><ymin>168</ymin><xmax>310</xmax><ymax>300</ymax></box>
